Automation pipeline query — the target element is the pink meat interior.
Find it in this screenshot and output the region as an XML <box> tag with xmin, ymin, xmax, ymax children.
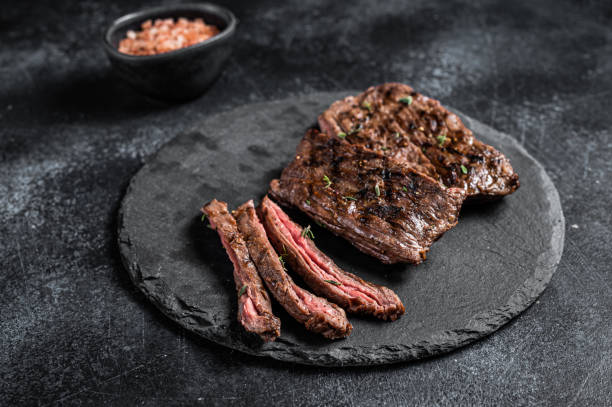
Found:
<box><xmin>208</xmin><ymin>217</ymin><xmax>259</xmax><ymax>324</ymax></box>
<box><xmin>248</xmin><ymin>206</ymin><xmax>341</xmax><ymax>318</ymax></box>
<box><xmin>292</xmin><ymin>284</ymin><xmax>339</xmax><ymax>317</ymax></box>
<box><xmin>268</xmin><ymin>201</ymin><xmax>383</xmax><ymax>305</ymax></box>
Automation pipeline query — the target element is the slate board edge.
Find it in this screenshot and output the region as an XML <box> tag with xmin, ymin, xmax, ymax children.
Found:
<box><xmin>117</xmin><ymin>94</ymin><xmax>565</xmax><ymax>367</ymax></box>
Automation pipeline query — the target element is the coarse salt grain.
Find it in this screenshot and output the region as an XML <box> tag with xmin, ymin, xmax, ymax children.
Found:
<box><xmin>118</xmin><ymin>18</ymin><xmax>220</xmax><ymax>56</ymax></box>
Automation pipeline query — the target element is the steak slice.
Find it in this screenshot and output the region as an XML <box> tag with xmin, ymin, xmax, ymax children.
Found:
<box><xmin>259</xmin><ymin>196</ymin><xmax>405</xmax><ymax>321</ymax></box>
<box><xmin>269</xmin><ymin>129</ymin><xmax>465</xmax><ymax>264</ymax></box>
<box><xmin>201</xmin><ymin>199</ymin><xmax>280</xmax><ymax>342</ymax></box>
<box><xmin>318</xmin><ymin>83</ymin><xmax>519</xmax><ymax>200</ymax></box>
<box><xmin>234</xmin><ymin>200</ymin><xmax>352</xmax><ymax>339</ymax></box>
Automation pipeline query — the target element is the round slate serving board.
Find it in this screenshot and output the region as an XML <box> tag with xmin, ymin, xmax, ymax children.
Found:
<box><xmin>118</xmin><ymin>92</ymin><xmax>564</xmax><ymax>366</ymax></box>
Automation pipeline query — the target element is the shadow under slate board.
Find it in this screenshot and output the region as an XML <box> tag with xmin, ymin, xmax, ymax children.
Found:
<box><xmin>118</xmin><ymin>91</ymin><xmax>564</xmax><ymax>366</ymax></box>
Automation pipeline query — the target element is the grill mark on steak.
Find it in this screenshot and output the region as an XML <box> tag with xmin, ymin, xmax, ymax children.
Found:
<box><xmin>318</xmin><ymin>83</ymin><xmax>519</xmax><ymax>200</ymax></box>
<box><xmin>259</xmin><ymin>196</ymin><xmax>405</xmax><ymax>320</ymax></box>
<box><xmin>201</xmin><ymin>199</ymin><xmax>281</xmax><ymax>342</ymax></box>
<box><xmin>234</xmin><ymin>200</ymin><xmax>352</xmax><ymax>339</ymax></box>
<box><xmin>269</xmin><ymin>129</ymin><xmax>465</xmax><ymax>264</ymax></box>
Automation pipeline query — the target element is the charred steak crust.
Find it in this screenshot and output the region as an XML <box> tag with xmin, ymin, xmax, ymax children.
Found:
<box><xmin>201</xmin><ymin>199</ymin><xmax>280</xmax><ymax>342</ymax></box>
<box><xmin>318</xmin><ymin>83</ymin><xmax>519</xmax><ymax>199</ymax></box>
<box><xmin>269</xmin><ymin>129</ymin><xmax>465</xmax><ymax>264</ymax></box>
<box><xmin>234</xmin><ymin>200</ymin><xmax>352</xmax><ymax>340</ymax></box>
<box><xmin>259</xmin><ymin>196</ymin><xmax>405</xmax><ymax>321</ymax></box>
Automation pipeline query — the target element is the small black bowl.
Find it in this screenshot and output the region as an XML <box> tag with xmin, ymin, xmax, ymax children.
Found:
<box><xmin>103</xmin><ymin>3</ymin><xmax>237</xmax><ymax>101</ymax></box>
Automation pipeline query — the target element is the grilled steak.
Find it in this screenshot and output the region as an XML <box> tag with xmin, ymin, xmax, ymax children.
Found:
<box><xmin>259</xmin><ymin>196</ymin><xmax>405</xmax><ymax>320</ymax></box>
<box><xmin>318</xmin><ymin>83</ymin><xmax>519</xmax><ymax>200</ymax></box>
<box><xmin>234</xmin><ymin>200</ymin><xmax>352</xmax><ymax>339</ymax></box>
<box><xmin>269</xmin><ymin>129</ymin><xmax>465</xmax><ymax>264</ymax></box>
<box><xmin>201</xmin><ymin>199</ymin><xmax>280</xmax><ymax>342</ymax></box>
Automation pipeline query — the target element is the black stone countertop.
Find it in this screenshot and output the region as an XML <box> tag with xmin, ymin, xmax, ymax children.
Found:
<box><xmin>1</xmin><ymin>0</ymin><xmax>610</xmax><ymax>405</ymax></box>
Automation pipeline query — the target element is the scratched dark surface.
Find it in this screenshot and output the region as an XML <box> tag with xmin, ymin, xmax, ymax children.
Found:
<box><xmin>1</xmin><ymin>0</ymin><xmax>610</xmax><ymax>405</ymax></box>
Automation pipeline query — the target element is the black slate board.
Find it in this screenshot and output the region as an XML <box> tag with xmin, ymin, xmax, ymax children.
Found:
<box><xmin>118</xmin><ymin>92</ymin><xmax>564</xmax><ymax>366</ymax></box>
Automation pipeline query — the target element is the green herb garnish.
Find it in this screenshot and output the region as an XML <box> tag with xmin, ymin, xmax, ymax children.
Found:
<box><xmin>402</xmin><ymin>186</ymin><xmax>408</xmax><ymax>192</ymax></box>
<box><xmin>399</xmin><ymin>96</ymin><xmax>413</xmax><ymax>105</ymax></box>
<box><xmin>278</xmin><ymin>255</ymin><xmax>286</xmax><ymax>269</ymax></box>
<box><xmin>436</xmin><ymin>134</ymin><xmax>447</xmax><ymax>146</ymax></box>
<box><xmin>460</xmin><ymin>164</ymin><xmax>468</xmax><ymax>174</ymax></box>
<box><xmin>343</xmin><ymin>196</ymin><xmax>357</xmax><ymax>201</ymax></box>
<box><xmin>324</xmin><ymin>279</ymin><xmax>342</xmax><ymax>286</ymax></box>
<box><xmin>394</xmin><ymin>132</ymin><xmax>401</xmax><ymax>140</ymax></box>
<box><xmin>306</xmin><ymin>199</ymin><xmax>311</xmax><ymax>205</ymax></box>
<box><xmin>337</xmin><ymin>132</ymin><xmax>347</xmax><ymax>139</ymax></box>
<box><xmin>238</xmin><ymin>284</ymin><xmax>247</xmax><ymax>297</ymax></box>
<box><xmin>375</xmin><ymin>184</ymin><xmax>381</xmax><ymax>197</ymax></box>
<box><xmin>201</xmin><ymin>213</ymin><xmax>207</xmax><ymax>222</ymax></box>
<box><xmin>348</xmin><ymin>124</ymin><xmax>362</xmax><ymax>135</ymax></box>
<box><xmin>362</xmin><ymin>101</ymin><xmax>373</xmax><ymax>112</ymax></box>
<box><xmin>381</xmin><ymin>146</ymin><xmax>389</xmax><ymax>151</ymax></box>
<box><xmin>301</xmin><ymin>225</ymin><xmax>315</xmax><ymax>240</ymax></box>
<box><xmin>323</xmin><ymin>175</ymin><xmax>332</xmax><ymax>188</ymax></box>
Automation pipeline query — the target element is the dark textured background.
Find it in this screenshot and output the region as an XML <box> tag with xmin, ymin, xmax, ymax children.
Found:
<box><xmin>1</xmin><ymin>0</ymin><xmax>610</xmax><ymax>405</ymax></box>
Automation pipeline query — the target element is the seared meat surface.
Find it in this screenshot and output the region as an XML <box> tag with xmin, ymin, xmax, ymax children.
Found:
<box><xmin>269</xmin><ymin>129</ymin><xmax>465</xmax><ymax>264</ymax></box>
<box><xmin>201</xmin><ymin>199</ymin><xmax>280</xmax><ymax>342</ymax></box>
<box><xmin>234</xmin><ymin>200</ymin><xmax>352</xmax><ymax>339</ymax></box>
<box><xmin>259</xmin><ymin>196</ymin><xmax>405</xmax><ymax>320</ymax></box>
<box><xmin>318</xmin><ymin>83</ymin><xmax>519</xmax><ymax>200</ymax></box>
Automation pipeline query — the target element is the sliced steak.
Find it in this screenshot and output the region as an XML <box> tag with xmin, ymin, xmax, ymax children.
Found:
<box><xmin>201</xmin><ymin>199</ymin><xmax>280</xmax><ymax>342</ymax></box>
<box><xmin>234</xmin><ymin>200</ymin><xmax>352</xmax><ymax>339</ymax></box>
<box><xmin>259</xmin><ymin>196</ymin><xmax>405</xmax><ymax>321</ymax></box>
<box><xmin>269</xmin><ymin>129</ymin><xmax>465</xmax><ymax>264</ymax></box>
<box><xmin>318</xmin><ymin>83</ymin><xmax>519</xmax><ymax>200</ymax></box>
